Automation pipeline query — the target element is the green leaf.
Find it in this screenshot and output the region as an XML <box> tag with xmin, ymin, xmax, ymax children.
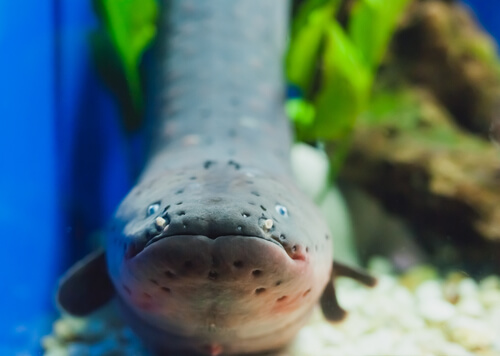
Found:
<box><xmin>349</xmin><ymin>0</ymin><xmax>411</xmax><ymax>70</ymax></box>
<box><xmin>286</xmin><ymin>1</ymin><xmax>337</xmax><ymax>96</ymax></box>
<box><xmin>296</xmin><ymin>21</ymin><xmax>372</xmax><ymax>141</ymax></box>
<box><xmin>99</xmin><ymin>0</ymin><xmax>158</xmax><ymax>111</ymax></box>
<box><xmin>286</xmin><ymin>98</ymin><xmax>316</xmax><ymax>126</ymax></box>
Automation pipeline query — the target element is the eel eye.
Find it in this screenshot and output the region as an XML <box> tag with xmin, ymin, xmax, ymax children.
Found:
<box><xmin>275</xmin><ymin>204</ymin><xmax>288</xmax><ymax>217</ymax></box>
<box><xmin>147</xmin><ymin>202</ymin><xmax>160</xmax><ymax>217</ymax></box>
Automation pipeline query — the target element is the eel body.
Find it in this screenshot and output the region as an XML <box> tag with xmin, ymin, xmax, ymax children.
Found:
<box><xmin>57</xmin><ymin>1</ymin><xmax>375</xmax><ymax>355</ymax></box>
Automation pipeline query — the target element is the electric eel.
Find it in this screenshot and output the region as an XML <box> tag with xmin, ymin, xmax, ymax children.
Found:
<box><xmin>57</xmin><ymin>1</ymin><xmax>376</xmax><ymax>355</ymax></box>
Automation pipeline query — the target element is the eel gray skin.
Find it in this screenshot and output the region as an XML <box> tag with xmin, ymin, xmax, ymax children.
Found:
<box><xmin>57</xmin><ymin>1</ymin><xmax>376</xmax><ymax>355</ymax></box>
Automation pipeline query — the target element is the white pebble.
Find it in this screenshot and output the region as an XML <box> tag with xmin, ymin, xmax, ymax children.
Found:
<box><xmin>416</xmin><ymin>280</ymin><xmax>443</xmax><ymax>301</ymax></box>
<box><xmin>368</xmin><ymin>256</ymin><xmax>395</xmax><ymax>275</ymax></box>
<box><xmin>447</xmin><ymin>316</ymin><xmax>495</xmax><ymax>350</ymax></box>
<box><xmin>43</xmin><ymin>348</ymin><xmax>68</xmax><ymax>356</ymax></box>
<box><xmin>419</xmin><ymin>298</ymin><xmax>456</xmax><ymax>323</ymax></box>
<box><xmin>458</xmin><ymin>279</ymin><xmax>479</xmax><ymax>298</ymax></box>
<box><xmin>456</xmin><ymin>298</ymin><xmax>484</xmax><ymax>317</ymax></box>
<box><xmin>479</xmin><ymin>275</ymin><xmax>500</xmax><ymax>291</ymax></box>
<box><xmin>435</xmin><ymin>342</ymin><xmax>474</xmax><ymax>356</ymax></box>
<box><xmin>478</xmin><ymin>288</ymin><xmax>500</xmax><ymax>309</ymax></box>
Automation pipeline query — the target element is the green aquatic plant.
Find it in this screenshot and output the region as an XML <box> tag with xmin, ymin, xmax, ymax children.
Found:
<box><xmin>286</xmin><ymin>0</ymin><xmax>411</xmax><ymax>173</ymax></box>
<box><xmin>93</xmin><ymin>0</ymin><xmax>158</xmax><ymax>129</ymax></box>
<box><xmin>93</xmin><ymin>0</ymin><xmax>408</xmax><ymax>157</ymax></box>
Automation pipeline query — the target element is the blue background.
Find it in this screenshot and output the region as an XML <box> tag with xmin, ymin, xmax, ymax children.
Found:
<box><xmin>0</xmin><ymin>0</ymin><xmax>497</xmax><ymax>354</ymax></box>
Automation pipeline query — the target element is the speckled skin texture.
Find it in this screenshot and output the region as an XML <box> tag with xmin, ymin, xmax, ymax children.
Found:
<box><xmin>105</xmin><ymin>1</ymin><xmax>334</xmax><ymax>355</ymax></box>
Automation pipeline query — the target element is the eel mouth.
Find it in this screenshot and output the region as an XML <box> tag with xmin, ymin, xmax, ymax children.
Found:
<box><xmin>144</xmin><ymin>227</ymin><xmax>284</xmax><ymax>251</ymax></box>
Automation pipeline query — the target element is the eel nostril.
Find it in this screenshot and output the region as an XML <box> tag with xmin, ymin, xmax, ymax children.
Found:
<box><xmin>233</xmin><ymin>261</ymin><xmax>244</xmax><ymax>268</ymax></box>
<box><xmin>277</xmin><ymin>296</ymin><xmax>287</xmax><ymax>302</ymax></box>
<box><xmin>165</xmin><ymin>270</ymin><xmax>175</xmax><ymax>279</ymax></box>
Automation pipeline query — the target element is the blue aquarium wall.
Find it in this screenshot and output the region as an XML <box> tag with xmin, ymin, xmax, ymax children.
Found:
<box><xmin>0</xmin><ymin>0</ymin><xmax>135</xmax><ymax>354</ymax></box>
<box><xmin>462</xmin><ymin>1</ymin><xmax>500</xmax><ymax>41</ymax></box>
<box><xmin>0</xmin><ymin>0</ymin><xmax>497</xmax><ymax>354</ymax></box>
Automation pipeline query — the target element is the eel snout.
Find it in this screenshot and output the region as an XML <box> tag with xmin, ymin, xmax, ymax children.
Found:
<box><xmin>118</xmin><ymin>235</ymin><xmax>318</xmax><ymax>333</ymax></box>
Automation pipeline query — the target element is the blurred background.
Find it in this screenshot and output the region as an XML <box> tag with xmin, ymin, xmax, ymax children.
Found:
<box><xmin>0</xmin><ymin>0</ymin><xmax>498</xmax><ymax>354</ymax></box>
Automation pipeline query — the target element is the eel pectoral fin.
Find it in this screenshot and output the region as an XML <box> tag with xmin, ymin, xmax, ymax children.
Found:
<box><xmin>320</xmin><ymin>261</ymin><xmax>377</xmax><ymax>322</ymax></box>
<box><xmin>333</xmin><ymin>261</ymin><xmax>377</xmax><ymax>287</ymax></box>
<box><xmin>56</xmin><ymin>249</ymin><xmax>115</xmax><ymax>316</ymax></box>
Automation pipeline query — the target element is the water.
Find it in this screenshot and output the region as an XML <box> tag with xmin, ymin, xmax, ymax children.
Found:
<box><xmin>2</xmin><ymin>0</ymin><xmax>500</xmax><ymax>355</ymax></box>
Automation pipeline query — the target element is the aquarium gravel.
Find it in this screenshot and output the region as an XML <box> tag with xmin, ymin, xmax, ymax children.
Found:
<box><xmin>43</xmin><ymin>257</ymin><xmax>500</xmax><ymax>356</ymax></box>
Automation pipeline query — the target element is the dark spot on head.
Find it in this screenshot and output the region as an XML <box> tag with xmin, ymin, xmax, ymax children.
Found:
<box><xmin>303</xmin><ymin>288</ymin><xmax>312</xmax><ymax>297</ymax></box>
<box><xmin>251</xmin><ymin>191</ymin><xmax>260</xmax><ymax>197</ymax></box>
<box><xmin>176</xmin><ymin>189</ymin><xmax>184</xmax><ymax>195</ymax></box>
<box><xmin>306</xmin><ymin>247</ymin><xmax>309</xmax><ymax>253</ymax></box>
<box><xmin>277</xmin><ymin>296</ymin><xmax>287</xmax><ymax>302</ymax></box>
<box><xmin>228</xmin><ymin>129</ymin><xmax>237</xmax><ymax>138</ymax></box>
<box><xmin>123</xmin><ymin>285</ymin><xmax>131</xmax><ymax>295</ymax></box>
<box><xmin>176</xmin><ymin>201</ymin><xmax>183</xmax><ymax>205</ymax></box>
<box><xmin>165</xmin><ymin>270</ymin><xmax>175</xmax><ymax>278</ymax></box>
<box><xmin>150</xmin><ymin>279</ymin><xmax>159</xmax><ymax>285</ymax></box>
<box><xmin>252</xmin><ymin>269</ymin><xmax>262</xmax><ymax>277</ymax></box>
<box><xmin>178</xmin><ymin>211</ymin><xmax>186</xmax><ymax>216</ymax></box>
<box><xmin>255</xmin><ymin>288</ymin><xmax>266</xmax><ymax>295</ymax></box>
<box><xmin>260</xmin><ymin>205</ymin><xmax>267</xmax><ymax>211</ymax></box>
<box><xmin>325</xmin><ymin>234</ymin><xmax>330</xmax><ymax>240</ymax></box>
<box><xmin>228</xmin><ymin>160</ymin><xmax>240</xmax><ymax>169</ymax></box>
<box><xmin>280</xmin><ymin>234</ymin><xmax>286</xmax><ymax>240</ymax></box>
<box><xmin>163</xmin><ymin>205</ymin><xmax>171</xmax><ymax>213</ymax></box>
<box><xmin>204</xmin><ymin>160</ymin><xmax>215</xmax><ymax>169</ymax></box>
<box><xmin>208</xmin><ymin>271</ymin><xmax>218</xmax><ymax>280</ymax></box>
<box><xmin>161</xmin><ymin>287</ymin><xmax>171</xmax><ymax>293</ymax></box>
<box><xmin>275</xmin><ymin>280</ymin><xmax>282</xmax><ymax>286</ymax></box>
<box><xmin>248</xmin><ymin>201</ymin><xmax>256</xmax><ymax>206</ymax></box>
<box><xmin>190</xmin><ymin>176</ymin><xmax>197</xmax><ymax>180</ymax></box>
<box><xmin>233</xmin><ymin>261</ymin><xmax>243</xmax><ymax>268</ymax></box>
